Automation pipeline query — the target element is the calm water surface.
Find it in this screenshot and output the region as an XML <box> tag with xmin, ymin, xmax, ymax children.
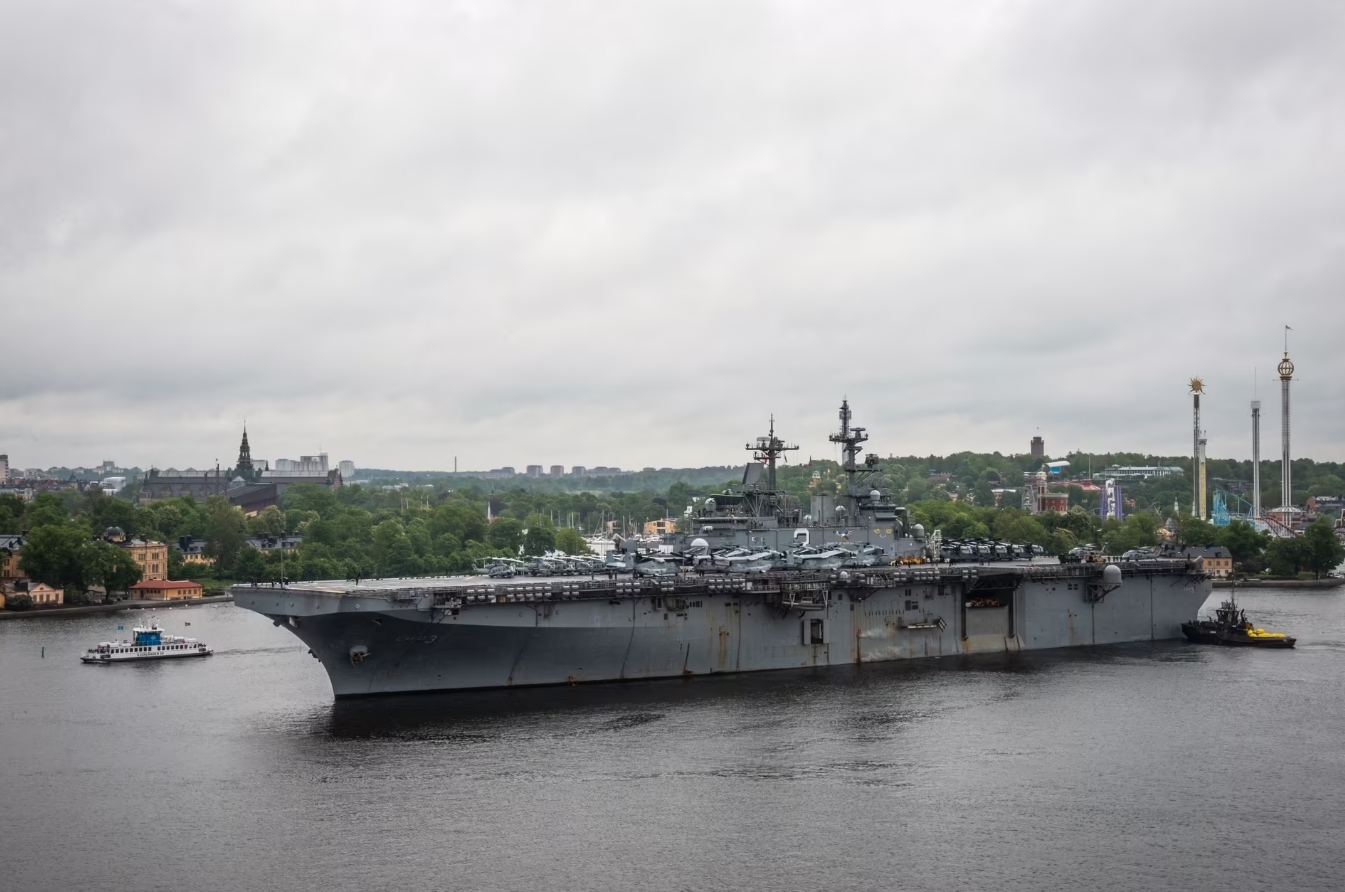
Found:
<box><xmin>3</xmin><ymin>589</ymin><xmax>1343</xmax><ymax>891</ymax></box>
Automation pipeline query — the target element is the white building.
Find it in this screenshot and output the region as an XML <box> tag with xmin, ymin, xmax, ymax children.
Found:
<box><xmin>338</xmin><ymin>460</ymin><xmax>355</xmax><ymax>479</ymax></box>
<box><xmin>1099</xmin><ymin>466</ymin><xmax>1184</xmax><ymax>480</ymax></box>
<box><xmin>270</xmin><ymin>453</ymin><xmax>330</xmax><ymax>477</ymax></box>
<box><xmin>0</xmin><ymin>454</ymin><xmax>7</xmax><ymax>484</ymax></box>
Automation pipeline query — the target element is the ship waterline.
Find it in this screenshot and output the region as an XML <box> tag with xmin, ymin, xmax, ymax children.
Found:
<box><xmin>233</xmin><ymin>563</ymin><xmax>1210</xmax><ymax>698</ymax></box>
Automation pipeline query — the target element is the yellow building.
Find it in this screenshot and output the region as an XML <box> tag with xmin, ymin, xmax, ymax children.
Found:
<box><xmin>128</xmin><ymin>579</ymin><xmax>204</xmax><ymax>600</ymax></box>
<box><xmin>1</xmin><ymin>581</ymin><xmax>63</xmax><ymax>606</ymax></box>
<box><xmin>121</xmin><ymin>539</ymin><xmax>169</xmax><ymax>581</ymax></box>
<box><xmin>643</xmin><ymin>519</ymin><xmax>678</xmax><ymax>536</ymax></box>
<box><xmin>1</xmin><ymin>534</ymin><xmax>25</xmax><ymax>579</ymax></box>
<box><xmin>1183</xmin><ymin>546</ymin><xmax>1233</xmax><ymax>579</ymax></box>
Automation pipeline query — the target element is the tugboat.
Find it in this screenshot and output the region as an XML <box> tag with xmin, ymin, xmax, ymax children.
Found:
<box><xmin>1182</xmin><ymin>589</ymin><xmax>1296</xmax><ymax>649</ymax></box>
<box><xmin>80</xmin><ymin>617</ymin><xmax>213</xmax><ymax>663</ymax></box>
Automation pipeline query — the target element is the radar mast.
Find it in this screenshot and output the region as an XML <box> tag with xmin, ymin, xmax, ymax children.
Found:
<box><xmin>748</xmin><ymin>415</ymin><xmax>798</xmax><ymax>496</ymax></box>
<box><xmin>829</xmin><ymin>399</ymin><xmax>869</xmax><ymax>496</ymax></box>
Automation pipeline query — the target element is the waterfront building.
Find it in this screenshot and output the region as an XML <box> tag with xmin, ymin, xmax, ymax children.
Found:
<box><xmin>1181</xmin><ymin>546</ymin><xmax>1233</xmax><ymax>579</ymax></box>
<box><xmin>128</xmin><ymin>579</ymin><xmax>204</xmax><ymax>601</ymax></box>
<box><xmin>1</xmin><ymin>580</ymin><xmax>63</xmax><ymax>606</ymax></box>
<box><xmin>643</xmin><ymin>519</ymin><xmax>678</xmax><ymax>536</ymax></box>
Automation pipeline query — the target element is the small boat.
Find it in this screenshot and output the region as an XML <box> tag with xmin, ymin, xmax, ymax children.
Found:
<box><xmin>1182</xmin><ymin>590</ymin><xmax>1296</xmax><ymax>649</ymax></box>
<box><xmin>80</xmin><ymin>617</ymin><xmax>214</xmax><ymax>663</ymax></box>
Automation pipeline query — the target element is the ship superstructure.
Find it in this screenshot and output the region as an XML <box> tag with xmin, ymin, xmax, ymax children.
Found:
<box><xmin>666</xmin><ymin>401</ymin><xmax>925</xmax><ymax>560</ymax></box>
<box><xmin>233</xmin><ymin>400</ymin><xmax>1212</xmax><ymax>698</ymax></box>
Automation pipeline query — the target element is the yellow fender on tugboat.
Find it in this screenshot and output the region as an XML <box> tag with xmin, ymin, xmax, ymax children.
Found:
<box><xmin>1247</xmin><ymin>628</ymin><xmax>1286</xmax><ymax>638</ymax></box>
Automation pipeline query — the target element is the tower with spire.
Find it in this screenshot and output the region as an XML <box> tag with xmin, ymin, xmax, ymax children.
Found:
<box><xmin>236</xmin><ymin>425</ymin><xmax>256</xmax><ymax>482</ymax></box>
<box><xmin>1278</xmin><ymin>327</ymin><xmax>1294</xmax><ymax>525</ymax></box>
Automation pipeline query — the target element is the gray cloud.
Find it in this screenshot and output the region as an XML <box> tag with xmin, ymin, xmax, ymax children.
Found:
<box><xmin>2</xmin><ymin>1</ymin><xmax>1342</xmax><ymax>470</ymax></box>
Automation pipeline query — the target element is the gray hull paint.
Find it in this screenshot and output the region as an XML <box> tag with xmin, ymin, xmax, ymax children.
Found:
<box><xmin>235</xmin><ymin>568</ymin><xmax>1210</xmax><ymax>698</ymax></box>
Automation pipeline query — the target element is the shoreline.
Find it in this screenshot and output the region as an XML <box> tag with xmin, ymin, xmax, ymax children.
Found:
<box><xmin>0</xmin><ymin>594</ymin><xmax>234</xmax><ymax>620</ymax></box>
<box><xmin>1212</xmin><ymin>577</ymin><xmax>1343</xmax><ymax>590</ymax></box>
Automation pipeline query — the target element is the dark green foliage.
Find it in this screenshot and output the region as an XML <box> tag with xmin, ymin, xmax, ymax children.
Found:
<box><xmin>1174</xmin><ymin>515</ymin><xmax>1218</xmax><ymax>548</ymax></box>
<box><xmin>1266</xmin><ymin>537</ymin><xmax>1305</xmax><ymax>578</ymax></box>
<box><xmin>10</xmin><ymin>445</ymin><xmax>1337</xmax><ymax>588</ymax></box>
<box><xmin>5</xmin><ymin>593</ymin><xmax>34</xmax><ymax>611</ymax></box>
<box><xmin>1102</xmin><ymin>514</ymin><xmax>1160</xmax><ymax>554</ymax></box>
<box><xmin>24</xmin><ymin>493</ymin><xmax>72</xmax><ymax>531</ymax></box>
<box><xmin>248</xmin><ymin>506</ymin><xmax>286</xmax><ymax>537</ymax></box>
<box><xmin>88</xmin><ymin>493</ymin><xmax>136</xmax><ymax>535</ymax></box>
<box><xmin>555</xmin><ymin>528</ymin><xmax>590</xmax><ymax>555</ymax></box>
<box><xmin>19</xmin><ymin>526</ymin><xmax>90</xmax><ymax>589</ymax></box>
<box><xmin>83</xmin><ymin>541</ymin><xmax>143</xmax><ymax>593</ymax></box>
<box><xmin>1302</xmin><ymin>519</ymin><xmax>1345</xmax><ymax>578</ymax></box>
<box><xmin>235</xmin><ymin>547</ymin><xmax>267</xmax><ymax>584</ymax></box>
<box><xmin>1218</xmin><ymin>521</ymin><xmax>1269</xmax><ymax>565</ymax></box>
<box><xmin>204</xmin><ymin>496</ymin><xmax>248</xmax><ymax>570</ymax></box>
<box><xmin>522</xmin><ymin>514</ymin><xmax>556</xmax><ymax>555</ymax></box>
<box><xmin>0</xmin><ymin>493</ymin><xmax>25</xmax><ymax>522</ymax></box>
<box><xmin>487</xmin><ymin>518</ymin><xmax>524</xmax><ymax>554</ymax></box>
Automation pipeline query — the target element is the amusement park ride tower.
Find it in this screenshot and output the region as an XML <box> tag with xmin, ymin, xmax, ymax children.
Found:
<box><xmin>1251</xmin><ymin>396</ymin><xmax>1261</xmax><ymax>519</ymax></box>
<box><xmin>1190</xmin><ymin>377</ymin><xmax>1207</xmax><ymax>520</ymax></box>
<box><xmin>1279</xmin><ymin>330</ymin><xmax>1295</xmax><ymax>521</ymax></box>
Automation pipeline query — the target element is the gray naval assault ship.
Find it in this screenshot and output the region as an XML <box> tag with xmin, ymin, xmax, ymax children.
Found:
<box><xmin>234</xmin><ymin>401</ymin><xmax>1212</xmax><ymax>698</ymax></box>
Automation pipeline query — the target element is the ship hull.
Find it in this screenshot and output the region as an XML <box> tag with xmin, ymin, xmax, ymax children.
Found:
<box><xmin>235</xmin><ymin>566</ymin><xmax>1211</xmax><ymax>698</ymax></box>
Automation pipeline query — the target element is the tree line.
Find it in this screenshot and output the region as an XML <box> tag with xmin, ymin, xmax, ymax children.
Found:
<box><xmin>5</xmin><ymin>447</ymin><xmax>1342</xmax><ymax>597</ymax></box>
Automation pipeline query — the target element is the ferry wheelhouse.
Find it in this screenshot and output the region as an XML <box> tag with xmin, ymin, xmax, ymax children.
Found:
<box><xmin>80</xmin><ymin>618</ymin><xmax>213</xmax><ymax>663</ymax></box>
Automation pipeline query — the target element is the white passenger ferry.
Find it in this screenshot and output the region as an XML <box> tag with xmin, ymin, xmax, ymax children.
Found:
<box><xmin>80</xmin><ymin>618</ymin><xmax>213</xmax><ymax>663</ymax></box>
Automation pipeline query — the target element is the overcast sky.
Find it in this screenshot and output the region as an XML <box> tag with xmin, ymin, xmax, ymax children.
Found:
<box><xmin>2</xmin><ymin>1</ymin><xmax>1342</xmax><ymax>472</ymax></box>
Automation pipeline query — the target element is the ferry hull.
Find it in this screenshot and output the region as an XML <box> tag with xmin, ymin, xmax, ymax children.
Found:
<box><xmin>235</xmin><ymin>567</ymin><xmax>1211</xmax><ymax>698</ymax></box>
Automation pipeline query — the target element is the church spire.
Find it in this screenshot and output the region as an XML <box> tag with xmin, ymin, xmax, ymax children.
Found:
<box><xmin>236</xmin><ymin>424</ymin><xmax>255</xmax><ymax>481</ymax></box>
